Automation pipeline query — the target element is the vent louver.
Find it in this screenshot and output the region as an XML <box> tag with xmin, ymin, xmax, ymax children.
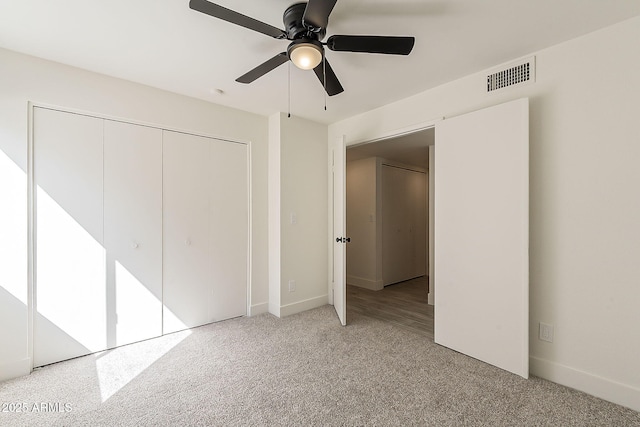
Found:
<box><xmin>487</xmin><ymin>56</ymin><xmax>535</xmax><ymax>92</ymax></box>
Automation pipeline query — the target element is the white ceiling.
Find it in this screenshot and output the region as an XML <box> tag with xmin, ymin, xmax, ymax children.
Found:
<box><xmin>1</xmin><ymin>0</ymin><xmax>639</xmax><ymax>125</ymax></box>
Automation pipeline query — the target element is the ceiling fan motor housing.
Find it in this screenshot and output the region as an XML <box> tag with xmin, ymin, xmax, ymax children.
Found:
<box><xmin>284</xmin><ymin>2</ymin><xmax>326</xmax><ymax>40</ymax></box>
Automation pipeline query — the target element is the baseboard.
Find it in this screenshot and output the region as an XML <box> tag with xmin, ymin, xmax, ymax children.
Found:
<box><xmin>248</xmin><ymin>302</ymin><xmax>269</xmax><ymax>316</ymax></box>
<box><xmin>347</xmin><ymin>275</ymin><xmax>384</xmax><ymax>291</ymax></box>
<box><xmin>0</xmin><ymin>357</ymin><xmax>31</xmax><ymax>383</ymax></box>
<box><xmin>268</xmin><ymin>301</ymin><xmax>281</xmax><ymax>318</ymax></box>
<box><xmin>280</xmin><ymin>295</ymin><xmax>328</xmax><ymax>317</ymax></box>
<box><xmin>530</xmin><ymin>356</ymin><xmax>640</xmax><ymax>412</ymax></box>
<box><xmin>427</xmin><ymin>292</ymin><xmax>434</xmax><ymax>305</ymax></box>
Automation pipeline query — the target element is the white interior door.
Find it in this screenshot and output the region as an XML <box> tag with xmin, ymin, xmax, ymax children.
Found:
<box><xmin>163</xmin><ymin>131</ymin><xmax>248</xmax><ymax>330</ymax></box>
<box><xmin>162</xmin><ymin>131</ymin><xmax>211</xmax><ymax>333</ymax></box>
<box><xmin>382</xmin><ymin>165</ymin><xmax>427</xmax><ymax>285</ymax></box>
<box><xmin>382</xmin><ymin>165</ymin><xmax>411</xmax><ymax>285</ymax></box>
<box><xmin>207</xmin><ymin>139</ymin><xmax>248</xmax><ymax>322</ymax></box>
<box><xmin>331</xmin><ymin>136</ymin><xmax>346</xmax><ymax>325</ymax></box>
<box><xmin>435</xmin><ymin>98</ymin><xmax>529</xmax><ymax>378</ymax></box>
<box><xmin>104</xmin><ymin>120</ymin><xmax>163</xmax><ymax>348</ymax></box>
<box><xmin>33</xmin><ymin>108</ymin><xmax>107</xmax><ymax>367</ymax></box>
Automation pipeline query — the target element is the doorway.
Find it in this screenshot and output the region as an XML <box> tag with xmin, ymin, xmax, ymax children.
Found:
<box><xmin>344</xmin><ymin>128</ymin><xmax>434</xmax><ymax>338</ymax></box>
<box><xmin>333</xmin><ymin>98</ymin><xmax>529</xmax><ymax>378</ymax></box>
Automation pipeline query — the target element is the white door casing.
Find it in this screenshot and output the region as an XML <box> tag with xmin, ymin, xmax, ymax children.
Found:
<box><xmin>434</xmin><ymin>98</ymin><xmax>529</xmax><ymax>378</ymax></box>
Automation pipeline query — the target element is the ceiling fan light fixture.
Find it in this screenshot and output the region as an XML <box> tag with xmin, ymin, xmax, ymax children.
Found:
<box><xmin>288</xmin><ymin>40</ymin><xmax>323</xmax><ymax>70</ymax></box>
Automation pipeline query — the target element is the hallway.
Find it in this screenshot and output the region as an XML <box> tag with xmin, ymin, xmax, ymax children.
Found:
<box><xmin>347</xmin><ymin>276</ymin><xmax>433</xmax><ymax>339</ymax></box>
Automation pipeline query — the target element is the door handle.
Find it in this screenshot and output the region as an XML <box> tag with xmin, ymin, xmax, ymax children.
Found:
<box><xmin>336</xmin><ymin>237</ymin><xmax>351</xmax><ymax>243</ymax></box>
<box><xmin>336</xmin><ymin>237</ymin><xmax>343</xmax><ymax>243</ymax></box>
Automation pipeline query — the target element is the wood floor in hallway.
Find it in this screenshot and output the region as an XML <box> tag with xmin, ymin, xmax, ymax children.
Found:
<box><xmin>347</xmin><ymin>276</ymin><xmax>434</xmax><ymax>340</ymax></box>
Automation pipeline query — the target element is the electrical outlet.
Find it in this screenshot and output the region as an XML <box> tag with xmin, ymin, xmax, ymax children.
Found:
<box><xmin>539</xmin><ymin>322</ymin><xmax>554</xmax><ymax>343</ymax></box>
<box><xmin>288</xmin><ymin>280</ymin><xmax>296</xmax><ymax>292</ymax></box>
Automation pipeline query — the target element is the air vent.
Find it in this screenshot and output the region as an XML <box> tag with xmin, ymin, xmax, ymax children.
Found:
<box><xmin>487</xmin><ymin>56</ymin><xmax>535</xmax><ymax>92</ymax></box>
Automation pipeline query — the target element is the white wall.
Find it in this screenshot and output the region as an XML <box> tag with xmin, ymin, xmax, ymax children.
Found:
<box><xmin>269</xmin><ymin>113</ymin><xmax>329</xmax><ymax>317</ymax></box>
<box><xmin>0</xmin><ymin>47</ymin><xmax>270</xmax><ymax>381</ymax></box>
<box><xmin>346</xmin><ymin>157</ymin><xmax>381</xmax><ymax>290</ymax></box>
<box><xmin>268</xmin><ymin>114</ymin><xmax>282</xmax><ymax>317</ymax></box>
<box><xmin>329</xmin><ymin>17</ymin><xmax>640</xmax><ymax>411</ymax></box>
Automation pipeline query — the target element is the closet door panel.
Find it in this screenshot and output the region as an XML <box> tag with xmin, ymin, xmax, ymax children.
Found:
<box><xmin>33</xmin><ymin>108</ymin><xmax>107</xmax><ymax>367</ymax></box>
<box><xmin>104</xmin><ymin>120</ymin><xmax>162</xmax><ymax>347</ymax></box>
<box><xmin>382</xmin><ymin>165</ymin><xmax>411</xmax><ymax>285</ymax></box>
<box><xmin>382</xmin><ymin>165</ymin><xmax>427</xmax><ymax>285</ymax></box>
<box><xmin>408</xmin><ymin>169</ymin><xmax>427</xmax><ymax>278</ymax></box>
<box><xmin>209</xmin><ymin>140</ymin><xmax>248</xmax><ymax>321</ymax></box>
<box><xmin>162</xmin><ymin>131</ymin><xmax>211</xmax><ymax>333</ymax></box>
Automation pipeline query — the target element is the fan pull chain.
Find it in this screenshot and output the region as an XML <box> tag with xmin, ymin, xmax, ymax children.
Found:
<box><xmin>323</xmin><ymin>54</ymin><xmax>327</xmax><ymax>111</ymax></box>
<box><xmin>287</xmin><ymin>61</ymin><xmax>291</xmax><ymax>118</ymax></box>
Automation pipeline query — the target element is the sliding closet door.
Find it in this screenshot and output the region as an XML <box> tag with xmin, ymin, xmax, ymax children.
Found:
<box><xmin>33</xmin><ymin>108</ymin><xmax>106</xmax><ymax>366</ymax></box>
<box><xmin>162</xmin><ymin>131</ymin><xmax>211</xmax><ymax>333</ymax></box>
<box><xmin>208</xmin><ymin>139</ymin><xmax>248</xmax><ymax>321</ymax></box>
<box><xmin>104</xmin><ymin>120</ymin><xmax>162</xmax><ymax>347</ymax></box>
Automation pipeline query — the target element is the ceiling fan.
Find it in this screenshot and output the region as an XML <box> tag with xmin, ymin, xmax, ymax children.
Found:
<box><xmin>189</xmin><ymin>0</ymin><xmax>415</xmax><ymax>96</ymax></box>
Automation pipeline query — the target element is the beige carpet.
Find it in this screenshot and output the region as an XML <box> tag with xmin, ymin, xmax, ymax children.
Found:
<box><xmin>1</xmin><ymin>305</ymin><xmax>638</xmax><ymax>426</ymax></box>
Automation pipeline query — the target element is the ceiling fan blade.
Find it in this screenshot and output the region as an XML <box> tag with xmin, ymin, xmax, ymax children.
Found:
<box><xmin>303</xmin><ymin>0</ymin><xmax>338</xmax><ymax>29</ymax></box>
<box><xmin>189</xmin><ymin>0</ymin><xmax>286</xmax><ymax>39</ymax></box>
<box><xmin>236</xmin><ymin>53</ymin><xmax>289</xmax><ymax>84</ymax></box>
<box><xmin>313</xmin><ymin>59</ymin><xmax>344</xmax><ymax>96</ymax></box>
<box><xmin>327</xmin><ymin>35</ymin><xmax>415</xmax><ymax>55</ymax></box>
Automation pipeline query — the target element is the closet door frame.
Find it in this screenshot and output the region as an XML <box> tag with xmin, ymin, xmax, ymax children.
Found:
<box><xmin>27</xmin><ymin>102</ymin><xmax>252</xmax><ymax>372</ymax></box>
